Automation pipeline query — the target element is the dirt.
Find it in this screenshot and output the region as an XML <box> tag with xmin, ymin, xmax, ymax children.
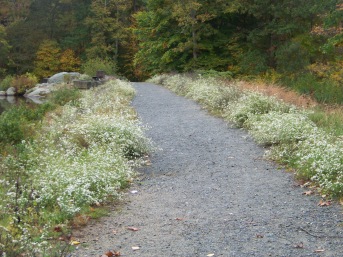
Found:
<box><xmin>72</xmin><ymin>82</ymin><xmax>343</xmax><ymax>257</ymax></box>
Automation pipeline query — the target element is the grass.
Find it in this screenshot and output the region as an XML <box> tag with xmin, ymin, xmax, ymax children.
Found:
<box><xmin>149</xmin><ymin>73</ymin><xmax>343</xmax><ymax>199</ymax></box>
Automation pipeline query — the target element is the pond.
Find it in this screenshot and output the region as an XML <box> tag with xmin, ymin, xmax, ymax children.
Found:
<box><xmin>0</xmin><ymin>95</ymin><xmax>42</xmax><ymax>115</ymax></box>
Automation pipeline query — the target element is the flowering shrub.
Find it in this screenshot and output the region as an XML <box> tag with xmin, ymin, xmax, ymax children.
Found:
<box><xmin>224</xmin><ymin>92</ymin><xmax>292</xmax><ymax>127</ymax></box>
<box><xmin>246</xmin><ymin>112</ymin><xmax>317</xmax><ymax>145</ymax></box>
<box><xmin>0</xmin><ymin>79</ymin><xmax>152</xmax><ymax>255</ymax></box>
<box><xmin>152</xmin><ymin>73</ymin><xmax>343</xmax><ymax>198</ymax></box>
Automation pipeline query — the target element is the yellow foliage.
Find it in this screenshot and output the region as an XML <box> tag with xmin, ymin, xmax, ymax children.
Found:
<box><xmin>308</xmin><ymin>61</ymin><xmax>343</xmax><ymax>84</ymax></box>
<box><xmin>60</xmin><ymin>49</ymin><xmax>81</xmax><ymax>72</ymax></box>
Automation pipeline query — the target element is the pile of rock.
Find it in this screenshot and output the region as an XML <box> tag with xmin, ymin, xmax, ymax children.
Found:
<box><xmin>25</xmin><ymin>72</ymin><xmax>80</xmax><ymax>100</ymax></box>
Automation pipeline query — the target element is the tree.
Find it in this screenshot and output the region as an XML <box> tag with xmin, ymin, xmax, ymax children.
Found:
<box><xmin>59</xmin><ymin>49</ymin><xmax>81</xmax><ymax>72</ymax></box>
<box><xmin>85</xmin><ymin>0</ymin><xmax>132</xmax><ymax>60</ymax></box>
<box><xmin>34</xmin><ymin>40</ymin><xmax>61</xmax><ymax>78</ymax></box>
<box><xmin>0</xmin><ymin>24</ymin><xmax>11</xmax><ymax>77</ymax></box>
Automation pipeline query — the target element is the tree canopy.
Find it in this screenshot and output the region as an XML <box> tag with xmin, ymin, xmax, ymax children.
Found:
<box><xmin>0</xmin><ymin>0</ymin><xmax>341</xmax><ymax>85</ymax></box>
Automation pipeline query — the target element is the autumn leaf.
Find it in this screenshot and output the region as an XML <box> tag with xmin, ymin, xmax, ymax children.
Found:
<box><xmin>127</xmin><ymin>227</ymin><xmax>139</xmax><ymax>231</ymax></box>
<box><xmin>104</xmin><ymin>251</ymin><xmax>114</xmax><ymax>257</ymax></box>
<box><xmin>303</xmin><ymin>190</ymin><xmax>314</xmax><ymax>196</ymax></box>
<box><xmin>318</xmin><ymin>200</ymin><xmax>331</xmax><ymax>206</ymax></box>
<box><xmin>102</xmin><ymin>250</ymin><xmax>121</xmax><ymax>257</ymax></box>
<box><xmin>70</xmin><ymin>240</ymin><xmax>80</xmax><ymax>245</ymax></box>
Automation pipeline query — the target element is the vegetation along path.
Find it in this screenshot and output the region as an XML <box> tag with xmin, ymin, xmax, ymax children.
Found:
<box><xmin>74</xmin><ymin>82</ymin><xmax>343</xmax><ymax>257</ymax></box>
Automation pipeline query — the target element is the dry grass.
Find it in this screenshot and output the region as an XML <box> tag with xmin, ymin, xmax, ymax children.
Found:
<box><xmin>232</xmin><ymin>80</ymin><xmax>318</xmax><ymax>108</ymax></box>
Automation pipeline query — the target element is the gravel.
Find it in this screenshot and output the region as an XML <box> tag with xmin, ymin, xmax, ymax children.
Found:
<box><xmin>72</xmin><ymin>82</ymin><xmax>343</xmax><ymax>257</ymax></box>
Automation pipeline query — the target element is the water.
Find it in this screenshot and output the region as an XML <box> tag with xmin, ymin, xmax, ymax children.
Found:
<box><xmin>0</xmin><ymin>95</ymin><xmax>42</xmax><ymax>115</ymax></box>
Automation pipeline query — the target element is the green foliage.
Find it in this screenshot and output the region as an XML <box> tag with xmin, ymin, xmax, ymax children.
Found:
<box><xmin>81</xmin><ymin>58</ymin><xmax>116</xmax><ymax>77</ymax></box>
<box><xmin>237</xmin><ymin>50</ymin><xmax>268</xmax><ymax>75</ymax></box>
<box><xmin>309</xmin><ymin>108</ymin><xmax>343</xmax><ymax>137</ymax></box>
<box><xmin>0</xmin><ymin>75</ymin><xmax>13</xmax><ymax>91</ymax></box>
<box><xmin>0</xmin><ymin>102</ymin><xmax>53</xmax><ymax>145</ymax></box>
<box><xmin>0</xmin><ymin>25</ymin><xmax>11</xmax><ymax>77</ymax></box>
<box><xmin>196</xmin><ymin>69</ymin><xmax>233</xmax><ymax>79</ymax></box>
<box><xmin>49</xmin><ymin>86</ymin><xmax>82</xmax><ymax>106</ymax></box>
<box><xmin>282</xmin><ymin>73</ymin><xmax>343</xmax><ymax>104</ymax></box>
<box><xmin>275</xmin><ymin>42</ymin><xmax>310</xmax><ymax>73</ymax></box>
<box><xmin>10</xmin><ymin>73</ymin><xmax>38</xmax><ymax>95</ymax></box>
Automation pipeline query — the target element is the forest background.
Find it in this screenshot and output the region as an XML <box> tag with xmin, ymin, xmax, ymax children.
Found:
<box><xmin>0</xmin><ymin>0</ymin><xmax>342</xmax><ymax>103</ymax></box>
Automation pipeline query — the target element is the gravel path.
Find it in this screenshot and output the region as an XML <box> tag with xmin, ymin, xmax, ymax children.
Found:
<box><xmin>73</xmin><ymin>82</ymin><xmax>343</xmax><ymax>257</ymax></box>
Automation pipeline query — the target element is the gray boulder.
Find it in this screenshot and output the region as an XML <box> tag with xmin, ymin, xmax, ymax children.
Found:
<box><xmin>48</xmin><ymin>72</ymin><xmax>80</xmax><ymax>84</ymax></box>
<box><xmin>26</xmin><ymin>87</ymin><xmax>51</xmax><ymax>97</ymax></box>
<box><xmin>0</xmin><ymin>91</ymin><xmax>6</xmax><ymax>96</ymax></box>
<box><xmin>6</xmin><ymin>87</ymin><xmax>16</xmax><ymax>96</ymax></box>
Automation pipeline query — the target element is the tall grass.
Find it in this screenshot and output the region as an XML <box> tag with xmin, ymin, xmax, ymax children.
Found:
<box><xmin>149</xmin><ymin>73</ymin><xmax>343</xmax><ymax>198</ymax></box>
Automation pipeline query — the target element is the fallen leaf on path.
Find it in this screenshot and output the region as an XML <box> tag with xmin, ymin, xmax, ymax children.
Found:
<box><xmin>314</xmin><ymin>249</ymin><xmax>325</xmax><ymax>253</ymax></box>
<box><xmin>102</xmin><ymin>251</ymin><xmax>121</xmax><ymax>257</ymax></box>
<box><xmin>294</xmin><ymin>242</ymin><xmax>304</xmax><ymax>248</ymax></box>
<box><xmin>132</xmin><ymin>246</ymin><xmax>140</xmax><ymax>250</ymax></box>
<box><xmin>70</xmin><ymin>240</ymin><xmax>80</xmax><ymax>245</ymax></box>
<box><xmin>303</xmin><ymin>190</ymin><xmax>314</xmax><ymax>196</ymax></box>
<box><xmin>104</xmin><ymin>251</ymin><xmax>114</xmax><ymax>257</ymax></box>
<box><xmin>207</xmin><ymin>254</ymin><xmax>215</xmax><ymax>257</ymax></box>
<box><xmin>127</xmin><ymin>227</ymin><xmax>139</xmax><ymax>231</ymax></box>
<box><xmin>318</xmin><ymin>200</ymin><xmax>331</xmax><ymax>206</ymax></box>
<box><xmin>175</xmin><ymin>217</ymin><xmax>184</xmax><ymax>221</ymax></box>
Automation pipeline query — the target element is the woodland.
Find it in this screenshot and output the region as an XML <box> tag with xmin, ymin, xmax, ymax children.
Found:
<box><xmin>0</xmin><ymin>0</ymin><xmax>342</xmax><ymax>102</ymax></box>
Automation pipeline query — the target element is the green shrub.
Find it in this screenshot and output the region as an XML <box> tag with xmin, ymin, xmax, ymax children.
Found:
<box><xmin>281</xmin><ymin>73</ymin><xmax>343</xmax><ymax>104</ymax></box>
<box><xmin>238</xmin><ymin>50</ymin><xmax>268</xmax><ymax>75</ymax></box>
<box><xmin>308</xmin><ymin>109</ymin><xmax>343</xmax><ymax>136</ymax></box>
<box><xmin>0</xmin><ymin>75</ymin><xmax>14</xmax><ymax>91</ymax></box>
<box><xmin>49</xmin><ymin>86</ymin><xmax>81</xmax><ymax>106</ymax></box>
<box><xmin>81</xmin><ymin>58</ymin><xmax>116</xmax><ymax>77</ymax></box>
<box><xmin>275</xmin><ymin>42</ymin><xmax>310</xmax><ymax>73</ymax></box>
<box><xmin>196</xmin><ymin>69</ymin><xmax>233</xmax><ymax>79</ymax></box>
<box><xmin>0</xmin><ymin>103</ymin><xmax>54</xmax><ymax>145</ymax></box>
<box><xmin>0</xmin><ymin>109</ymin><xmax>25</xmax><ymax>144</ymax></box>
